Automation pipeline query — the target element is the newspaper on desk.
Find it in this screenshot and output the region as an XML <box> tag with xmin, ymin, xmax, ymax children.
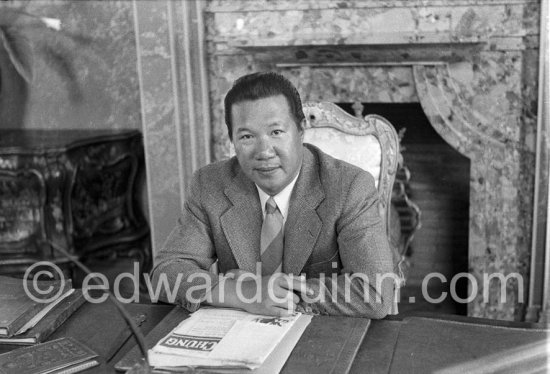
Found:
<box><xmin>148</xmin><ymin>307</ymin><xmax>310</xmax><ymax>370</ymax></box>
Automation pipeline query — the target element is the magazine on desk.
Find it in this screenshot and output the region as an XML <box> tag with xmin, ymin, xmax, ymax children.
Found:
<box><xmin>148</xmin><ymin>307</ymin><xmax>312</xmax><ymax>371</ymax></box>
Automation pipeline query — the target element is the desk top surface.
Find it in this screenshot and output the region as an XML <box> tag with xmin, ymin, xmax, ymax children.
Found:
<box><xmin>0</xmin><ymin>302</ymin><xmax>547</xmax><ymax>374</ymax></box>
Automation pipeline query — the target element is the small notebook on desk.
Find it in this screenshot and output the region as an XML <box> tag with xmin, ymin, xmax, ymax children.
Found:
<box><xmin>0</xmin><ymin>276</ymin><xmax>74</xmax><ymax>338</ymax></box>
<box><xmin>0</xmin><ymin>337</ymin><xmax>99</xmax><ymax>374</ymax></box>
<box><xmin>0</xmin><ymin>290</ymin><xmax>86</xmax><ymax>345</ymax></box>
<box><xmin>115</xmin><ymin>307</ymin><xmax>370</xmax><ymax>374</ymax></box>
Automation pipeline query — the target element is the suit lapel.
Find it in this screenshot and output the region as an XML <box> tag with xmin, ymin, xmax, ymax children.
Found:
<box><xmin>221</xmin><ymin>167</ymin><xmax>262</xmax><ymax>273</ymax></box>
<box><xmin>284</xmin><ymin>147</ymin><xmax>325</xmax><ymax>275</ymax></box>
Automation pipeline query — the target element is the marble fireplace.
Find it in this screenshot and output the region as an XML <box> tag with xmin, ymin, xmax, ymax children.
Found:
<box><xmin>133</xmin><ymin>0</ymin><xmax>540</xmax><ymax>320</ymax></box>
<box><xmin>203</xmin><ymin>0</ymin><xmax>538</xmax><ymax>320</ymax></box>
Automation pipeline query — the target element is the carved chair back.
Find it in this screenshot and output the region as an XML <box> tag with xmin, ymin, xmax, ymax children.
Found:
<box><xmin>302</xmin><ymin>102</ymin><xmax>400</xmax><ymax>237</ymax></box>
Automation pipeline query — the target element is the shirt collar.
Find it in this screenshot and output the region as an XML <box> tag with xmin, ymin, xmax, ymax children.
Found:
<box><xmin>256</xmin><ymin>171</ymin><xmax>300</xmax><ymax>221</ymax></box>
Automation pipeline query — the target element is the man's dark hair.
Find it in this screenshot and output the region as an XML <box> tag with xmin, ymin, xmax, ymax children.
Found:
<box><xmin>224</xmin><ymin>72</ymin><xmax>305</xmax><ymax>140</ymax></box>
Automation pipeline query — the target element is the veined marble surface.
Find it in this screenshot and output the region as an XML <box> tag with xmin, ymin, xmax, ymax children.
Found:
<box><xmin>205</xmin><ymin>0</ymin><xmax>540</xmax><ymax>320</ymax></box>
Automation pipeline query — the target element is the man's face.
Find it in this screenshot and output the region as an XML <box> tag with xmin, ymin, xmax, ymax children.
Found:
<box><xmin>231</xmin><ymin>94</ymin><xmax>304</xmax><ymax>196</ymax></box>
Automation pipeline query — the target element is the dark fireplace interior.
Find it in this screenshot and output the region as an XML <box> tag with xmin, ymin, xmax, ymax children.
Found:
<box><xmin>337</xmin><ymin>103</ymin><xmax>470</xmax><ymax>315</ymax></box>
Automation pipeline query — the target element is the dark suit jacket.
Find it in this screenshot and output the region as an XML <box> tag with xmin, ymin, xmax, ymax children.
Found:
<box><xmin>151</xmin><ymin>144</ymin><xmax>395</xmax><ymax>318</ymax></box>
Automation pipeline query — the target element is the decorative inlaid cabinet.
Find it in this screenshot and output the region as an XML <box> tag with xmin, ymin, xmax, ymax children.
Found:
<box><xmin>0</xmin><ymin>130</ymin><xmax>150</xmax><ymax>278</ymax></box>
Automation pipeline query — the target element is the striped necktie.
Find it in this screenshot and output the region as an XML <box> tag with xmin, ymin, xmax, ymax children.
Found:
<box><xmin>261</xmin><ymin>197</ymin><xmax>284</xmax><ymax>275</ymax></box>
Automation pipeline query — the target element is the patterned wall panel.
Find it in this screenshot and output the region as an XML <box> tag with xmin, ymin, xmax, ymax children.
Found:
<box><xmin>134</xmin><ymin>1</ymin><xmax>182</xmax><ymax>256</ymax></box>
<box><xmin>134</xmin><ymin>0</ymin><xmax>211</xmax><ymax>256</ymax></box>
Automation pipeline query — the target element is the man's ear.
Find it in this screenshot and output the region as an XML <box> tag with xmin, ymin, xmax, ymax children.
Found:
<box><xmin>299</xmin><ymin>119</ymin><xmax>306</xmax><ymax>141</ymax></box>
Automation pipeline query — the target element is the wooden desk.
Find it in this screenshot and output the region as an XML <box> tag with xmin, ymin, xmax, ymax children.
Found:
<box><xmin>354</xmin><ymin>314</ymin><xmax>548</xmax><ymax>374</ymax></box>
<box><xmin>0</xmin><ymin>302</ymin><xmax>174</xmax><ymax>373</ymax></box>
<box><xmin>0</xmin><ymin>302</ymin><xmax>547</xmax><ymax>373</ymax></box>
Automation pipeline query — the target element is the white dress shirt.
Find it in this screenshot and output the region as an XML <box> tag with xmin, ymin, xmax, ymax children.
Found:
<box><xmin>256</xmin><ymin>172</ymin><xmax>300</xmax><ymax>226</ymax></box>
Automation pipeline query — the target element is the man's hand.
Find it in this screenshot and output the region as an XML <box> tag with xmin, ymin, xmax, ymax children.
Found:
<box><xmin>239</xmin><ymin>273</ymin><xmax>308</xmax><ymax>316</ymax></box>
<box><xmin>207</xmin><ymin>271</ymin><xmax>312</xmax><ymax>316</ymax></box>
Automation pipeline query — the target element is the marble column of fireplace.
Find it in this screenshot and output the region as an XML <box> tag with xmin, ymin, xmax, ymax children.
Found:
<box><xmin>413</xmin><ymin>64</ymin><xmax>532</xmax><ymax>318</ymax></box>
<box><xmin>205</xmin><ymin>0</ymin><xmax>539</xmax><ymax>320</ymax></box>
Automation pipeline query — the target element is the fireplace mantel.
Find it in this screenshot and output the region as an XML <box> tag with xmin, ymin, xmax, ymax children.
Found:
<box><xmin>131</xmin><ymin>0</ymin><xmax>541</xmax><ymax>321</ymax></box>
<box><xmin>203</xmin><ymin>0</ymin><xmax>539</xmax><ymax>320</ymax></box>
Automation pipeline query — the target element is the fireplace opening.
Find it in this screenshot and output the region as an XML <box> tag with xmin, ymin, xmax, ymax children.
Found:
<box><xmin>337</xmin><ymin>103</ymin><xmax>470</xmax><ymax>315</ymax></box>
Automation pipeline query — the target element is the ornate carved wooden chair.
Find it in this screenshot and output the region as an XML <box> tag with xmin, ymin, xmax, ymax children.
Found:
<box><xmin>302</xmin><ymin>101</ymin><xmax>420</xmax><ymax>313</ymax></box>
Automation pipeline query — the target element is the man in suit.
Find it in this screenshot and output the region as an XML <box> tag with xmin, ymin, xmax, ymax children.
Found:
<box><xmin>151</xmin><ymin>72</ymin><xmax>395</xmax><ymax>318</ymax></box>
